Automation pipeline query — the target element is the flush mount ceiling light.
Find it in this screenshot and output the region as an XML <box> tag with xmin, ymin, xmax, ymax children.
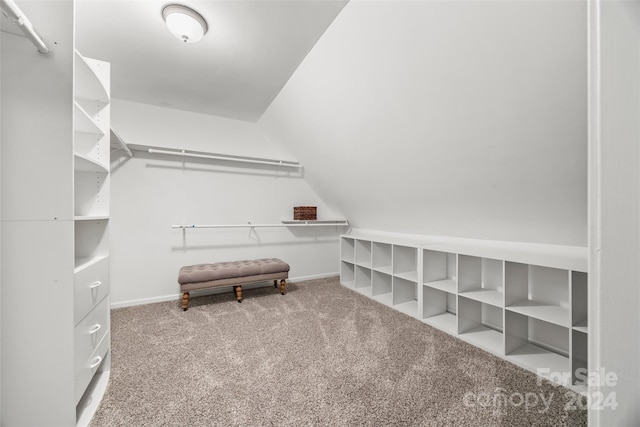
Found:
<box><xmin>162</xmin><ymin>4</ymin><xmax>208</xmax><ymax>43</ymax></box>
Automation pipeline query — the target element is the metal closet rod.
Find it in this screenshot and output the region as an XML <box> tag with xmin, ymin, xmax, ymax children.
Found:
<box><xmin>172</xmin><ymin>221</ymin><xmax>349</xmax><ymax>229</ymax></box>
<box><xmin>147</xmin><ymin>148</ymin><xmax>302</xmax><ymax>169</ymax></box>
<box><xmin>0</xmin><ymin>0</ymin><xmax>50</xmax><ymax>55</ymax></box>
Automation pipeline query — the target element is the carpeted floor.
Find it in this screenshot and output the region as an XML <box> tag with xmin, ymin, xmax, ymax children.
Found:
<box><xmin>90</xmin><ymin>277</ymin><xmax>587</xmax><ymax>426</ymax></box>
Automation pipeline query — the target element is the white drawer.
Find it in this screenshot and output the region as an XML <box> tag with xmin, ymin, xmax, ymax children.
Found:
<box><xmin>75</xmin><ymin>296</ymin><xmax>109</xmax><ymax>373</ymax></box>
<box><xmin>75</xmin><ymin>256</ymin><xmax>109</xmax><ymax>325</ymax></box>
<box><xmin>75</xmin><ymin>330</ymin><xmax>110</xmax><ymax>405</ymax></box>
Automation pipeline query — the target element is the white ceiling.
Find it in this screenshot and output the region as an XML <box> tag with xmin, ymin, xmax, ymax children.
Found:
<box><xmin>75</xmin><ymin>0</ymin><xmax>348</xmax><ymax>122</ymax></box>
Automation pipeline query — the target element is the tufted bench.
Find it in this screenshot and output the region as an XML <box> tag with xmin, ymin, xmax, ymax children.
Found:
<box><xmin>178</xmin><ymin>258</ymin><xmax>290</xmax><ymax>311</ymax></box>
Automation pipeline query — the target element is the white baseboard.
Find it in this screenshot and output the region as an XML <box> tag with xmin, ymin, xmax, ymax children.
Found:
<box><xmin>110</xmin><ymin>272</ymin><xmax>338</xmax><ymax>309</ymax></box>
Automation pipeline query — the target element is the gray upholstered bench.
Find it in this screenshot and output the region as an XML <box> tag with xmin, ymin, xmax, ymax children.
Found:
<box><xmin>178</xmin><ymin>258</ymin><xmax>290</xmax><ymax>311</ymax></box>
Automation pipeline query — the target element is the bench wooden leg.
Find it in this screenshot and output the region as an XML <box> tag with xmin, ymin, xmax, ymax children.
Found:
<box><xmin>182</xmin><ymin>292</ymin><xmax>190</xmax><ymax>311</ymax></box>
<box><xmin>274</xmin><ymin>280</ymin><xmax>278</xmax><ymax>288</ymax></box>
<box><xmin>280</xmin><ymin>279</ymin><xmax>286</xmax><ymax>295</ymax></box>
<box><xmin>234</xmin><ymin>285</ymin><xmax>242</xmax><ymax>303</ymax></box>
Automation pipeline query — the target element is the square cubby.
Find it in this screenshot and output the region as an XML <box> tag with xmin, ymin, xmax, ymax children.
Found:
<box><xmin>372</xmin><ymin>242</ymin><xmax>392</xmax><ymax>274</ymax></box>
<box><xmin>340</xmin><ymin>261</ymin><xmax>355</xmax><ymax>288</ymax></box>
<box><xmin>355</xmin><ymin>265</ymin><xmax>372</xmax><ymax>294</ymax></box>
<box><xmin>393</xmin><ymin>277</ymin><xmax>418</xmax><ymax>318</ymax></box>
<box><xmin>458</xmin><ymin>255</ymin><xmax>504</xmax><ymax>308</ymax></box>
<box><xmin>392</xmin><ymin>245</ymin><xmax>417</xmax><ymax>282</ymax></box>
<box><xmin>422</xmin><ymin>285</ymin><xmax>456</xmax><ymax>334</ymax></box>
<box><xmin>458</xmin><ymin>296</ymin><xmax>503</xmax><ymax>355</ymax></box>
<box><xmin>355</xmin><ymin>239</ymin><xmax>372</xmax><ymax>267</ymax></box>
<box><xmin>571</xmin><ymin>330</ymin><xmax>588</xmax><ymax>386</ymax></box>
<box><xmin>422</xmin><ymin>249</ymin><xmax>456</xmax><ymax>294</ymax></box>
<box><xmin>341</xmin><ymin>237</ymin><xmax>355</xmax><ymax>263</ymax></box>
<box><xmin>505</xmin><ymin>311</ymin><xmax>570</xmax><ymax>384</ymax></box>
<box><xmin>372</xmin><ymin>270</ymin><xmax>392</xmax><ymax>304</ymax></box>
<box><xmin>571</xmin><ymin>271</ymin><xmax>588</xmax><ymax>332</ymax></box>
<box><xmin>505</xmin><ymin>262</ymin><xmax>570</xmax><ymax>328</ymax></box>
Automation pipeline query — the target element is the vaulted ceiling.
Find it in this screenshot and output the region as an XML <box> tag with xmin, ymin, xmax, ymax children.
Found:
<box><xmin>75</xmin><ymin>0</ymin><xmax>348</xmax><ymax>122</ymax></box>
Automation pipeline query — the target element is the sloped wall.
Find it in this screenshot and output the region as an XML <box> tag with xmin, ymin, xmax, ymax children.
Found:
<box><xmin>260</xmin><ymin>0</ymin><xmax>587</xmax><ymax>246</ymax></box>
<box><xmin>110</xmin><ymin>100</ymin><xmax>342</xmax><ymax>306</ymax></box>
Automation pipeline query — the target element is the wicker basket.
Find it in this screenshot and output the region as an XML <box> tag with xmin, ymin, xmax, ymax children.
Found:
<box><xmin>293</xmin><ymin>206</ymin><xmax>317</xmax><ymax>221</ymax></box>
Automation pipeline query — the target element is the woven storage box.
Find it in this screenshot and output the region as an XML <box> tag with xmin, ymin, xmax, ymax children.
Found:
<box><xmin>293</xmin><ymin>206</ymin><xmax>317</xmax><ymax>220</ymax></box>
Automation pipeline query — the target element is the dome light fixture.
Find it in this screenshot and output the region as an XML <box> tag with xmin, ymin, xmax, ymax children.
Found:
<box><xmin>162</xmin><ymin>4</ymin><xmax>208</xmax><ymax>43</ymax></box>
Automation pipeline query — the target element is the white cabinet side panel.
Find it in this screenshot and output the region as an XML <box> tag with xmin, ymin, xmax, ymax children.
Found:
<box><xmin>0</xmin><ymin>4</ymin><xmax>74</xmax><ymax>222</ymax></box>
<box><xmin>1</xmin><ymin>220</ymin><xmax>75</xmax><ymax>426</ymax></box>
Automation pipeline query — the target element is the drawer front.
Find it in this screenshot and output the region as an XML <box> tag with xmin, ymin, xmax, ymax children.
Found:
<box><xmin>75</xmin><ymin>296</ymin><xmax>110</xmax><ymax>373</ymax></box>
<box><xmin>75</xmin><ymin>256</ymin><xmax>109</xmax><ymax>325</ymax></box>
<box><xmin>75</xmin><ymin>331</ymin><xmax>110</xmax><ymax>404</ymax></box>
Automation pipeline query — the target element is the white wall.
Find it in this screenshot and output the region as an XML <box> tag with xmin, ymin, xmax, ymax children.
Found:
<box><xmin>110</xmin><ymin>100</ymin><xmax>342</xmax><ymax>306</ymax></box>
<box><xmin>589</xmin><ymin>1</ymin><xmax>640</xmax><ymax>425</ymax></box>
<box><xmin>260</xmin><ymin>0</ymin><xmax>587</xmax><ymax>246</ymax></box>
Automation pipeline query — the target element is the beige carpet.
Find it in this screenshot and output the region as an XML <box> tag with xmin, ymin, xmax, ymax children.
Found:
<box><xmin>90</xmin><ymin>277</ymin><xmax>587</xmax><ymax>426</ymax></box>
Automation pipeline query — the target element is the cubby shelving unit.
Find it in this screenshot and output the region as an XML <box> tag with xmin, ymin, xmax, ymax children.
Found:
<box><xmin>340</xmin><ymin>233</ymin><xmax>589</xmax><ymax>390</ymax></box>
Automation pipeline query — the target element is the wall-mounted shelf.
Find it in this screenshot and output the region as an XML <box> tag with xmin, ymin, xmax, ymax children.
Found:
<box><xmin>281</xmin><ymin>220</ymin><xmax>349</xmax><ymax>226</ymax></box>
<box><xmin>172</xmin><ymin>220</ymin><xmax>349</xmax><ymax>229</ymax></box>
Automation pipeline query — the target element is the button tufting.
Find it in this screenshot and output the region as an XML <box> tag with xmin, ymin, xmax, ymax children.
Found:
<box><xmin>178</xmin><ymin>258</ymin><xmax>290</xmax><ymax>284</ymax></box>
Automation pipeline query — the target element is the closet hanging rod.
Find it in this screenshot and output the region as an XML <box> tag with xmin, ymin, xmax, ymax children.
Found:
<box><xmin>172</xmin><ymin>221</ymin><xmax>349</xmax><ymax>229</ymax></box>
<box><xmin>0</xmin><ymin>0</ymin><xmax>50</xmax><ymax>54</ymax></box>
<box><xmin>147</xmin><ymin>148</ymin><xmax>302</xmax><ymax>169</ymax></box>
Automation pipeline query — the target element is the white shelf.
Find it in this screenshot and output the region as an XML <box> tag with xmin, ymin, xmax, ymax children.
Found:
<box><xmin>422</xmin><ymin>312</ymin><xmax>457</xmax><ymax>334</ymax></box>
<box><xmin>75</xmin><ymin>153</ymin><xmax>108</xmax><ymax>173</ymax></box>
<box><xmin>506</xmin><ymin>343</ymin><xmax>571</xmax><ymax>380</ymax></box>
<box><xmin>372</xmin><ymin>292</ymin><xmax>393</xmax><ymax>306</ymax></box>
<box><xmin>423</xmin><ymin>279</ymin><xmax>456</xmax><ymax>294</ymax></box>
<box><xmin>74</xmin><ymin>255</ymin><xmax>109</xmax><ymax>274</ymax></box>
<box><xmin>373</xmin><ymin>265</ymin><xmax>393</xmax><ymax>275</ymax></box>
<box><xmin>74</xmin><ymin>215</ymin><xmax>109</xmax><ymax>221</ymax></box>
<box><xmin>74</xmin><ymin>101</ymin><xmax>104</xmax><ymax>136</ymax></box>
<box><xmin>459</xmin><ymin>326</ymin><xmax>503</xmax><ymax>355</ymax></box>
<box><xmin>281</xmin><ymin>219</ymin><xmax>348</xmax><ymax>225</ymax></box>
<box><xmin>506</xmin><ymin>300</ymin><xmax>570</xmax><ymax>328</ymax></box>
<box><xmin>459</xmin><ymin>289</ymin><xmax>503</xmax><ymax>307</ymax></box>
<box><xmin>393</xmin><ymin>300</ymin><xmax>418</xmax><ymax>318</ymax></box>
<box><xmin>356</xmin><ymin>261</ymin><xmax>372</xmax><ymax>268</ymax></box>
<box><xmin>74</xmin><ymin>50</ymin><xmax>109</xmax><ymax>103</ymax></box>
<box><xmin>573</xmin><ymin>319</ymin><xmax>588</xmax><ymax>334</ymax></box>
<box><xmin>394</xmin><ymin>270</ymin><xmax>418</xmax><ymax>283</ymax></box>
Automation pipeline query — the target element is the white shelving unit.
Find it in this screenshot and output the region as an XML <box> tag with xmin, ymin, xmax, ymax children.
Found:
<box><xmin>2</xmin><ymin>38</ymin><xmax>112</xmax><ymax>426</ymax></box>
<box><xmin>339</xmin><ymin>233</ymin><xmax>589</xmax><ymax>389</ymax></box>
<box><xmin>73</xmin><ymin>50</ymin><xmax>111</xmax><ymax>423</ymax></box>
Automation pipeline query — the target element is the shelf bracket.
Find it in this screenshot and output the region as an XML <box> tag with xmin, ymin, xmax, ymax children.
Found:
<box><xmin>110</xmin><ymin>128</ymin><xmax>133</xmax><ymax>157</ymax></box>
